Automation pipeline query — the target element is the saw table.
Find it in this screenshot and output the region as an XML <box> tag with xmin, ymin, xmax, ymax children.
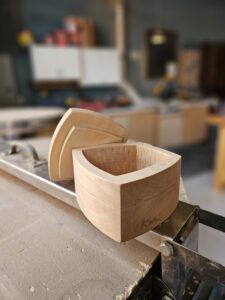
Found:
<box><xmin>0</xmin><ymin>138</ymin><xmax>225</xmax><ymax>299</ymax></box>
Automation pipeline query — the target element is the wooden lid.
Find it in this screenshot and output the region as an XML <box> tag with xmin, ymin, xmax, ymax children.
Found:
<box><xmin>48</xmin><ymin>108</ymin><xmax>128</xmax><ymax>181</ymax></box>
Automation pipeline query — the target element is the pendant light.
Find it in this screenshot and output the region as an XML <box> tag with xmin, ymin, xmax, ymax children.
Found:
<box><xmin>150</xmin><ymin>0</ymin><xmax>166</xmax><ymax>45</ymax></box>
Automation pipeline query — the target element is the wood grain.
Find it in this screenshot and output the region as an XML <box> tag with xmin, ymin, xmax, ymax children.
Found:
<box><xmin>49</xmin><ymin>109</ymin><xmax>181</xmax><ymax>241</ymax></box>
<box><xmin>73</xmin><ymin>142</ymin><xmax>181</xmax><ymax>242</ymax></box>
<box><xmin>109</xmin><ymin>110</ymin><xmax>157</xmax><ymax>144</ymax></box>
<box><xmin>48</xmin><ymin>108</ymin><xmax>127</xmax><ymax>181</ymax></box>
<box><xmin>59</xmin><ymin>126</ymin><xmax>122</xmax><ymax>179</ymax></box>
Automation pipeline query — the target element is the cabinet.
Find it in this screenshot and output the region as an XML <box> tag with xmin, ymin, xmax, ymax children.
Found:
<box><xmin>157</xmin><ymin>113</ymin><xmax>182</xmax><ymax>147</ymax></box>
<box><xmin>30</xmin><ymin>45</ymin><xmax>121</xmax><ymax>87</ymax></box>
<box><xmin>108</xmin><ymin>104</ymin><xmax>207</xmax><ymax>148</ymax></box>
<box><xmin>182</xmin><ymin>105</ymin><xmax>208</xmax><ymax>145</ymax></box>
<box><xmin>109</xmin><ymin>110</ymin><xmax>156</xmax><ymax>144</ymax></box>
<box><xmin>200</xmin><ymin>43</ymin><xmax>225</xmax><ymax>97</ymax></box>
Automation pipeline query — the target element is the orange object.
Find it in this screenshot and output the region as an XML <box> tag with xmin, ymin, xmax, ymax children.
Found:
<box><xmin>207</xmin><ymin>114</ymin><xmax>225</xmax><ymax>189</ymax></box>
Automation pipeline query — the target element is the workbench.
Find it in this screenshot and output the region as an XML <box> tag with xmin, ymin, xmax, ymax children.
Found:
<box><xmin>0</xmin><ymin>107</ymin><xmax>65</xmax><ymax>139</ymax></box>
<box><xmin>0</xmin><ymin>169</ymin><xmax>161</xmax><ymax>299</ymax></box>
<box><xmin>106</xmin><ymin>101</ymin><xmax>208</xmax><ymax>147</ymax></box>
<box><xmin>1</xmin><ymin>137</ymin><xmax>225</xmax><ymax>299</ymax></box>
<box><xmin>0</xmin><ymin>137</ymin><xmax>159</xmax><ymax>299</ymax></box>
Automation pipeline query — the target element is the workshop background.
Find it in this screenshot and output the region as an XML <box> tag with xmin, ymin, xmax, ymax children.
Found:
<box><xmin>1</xmin><ymin>0</ymin><xmax>225</xmax><ymax>281</ymax></box>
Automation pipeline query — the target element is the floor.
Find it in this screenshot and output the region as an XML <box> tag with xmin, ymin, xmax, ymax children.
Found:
<box><xmin>184</xmin><ymin>172</ymin><xmax>225</xmax><ymax>266</ymax></box>
<box><xmin>173</xmin><ymin>135</ymin><xmax>216</xmax><ymax>178</ymax></box>
<box><xmin>172</xmin><ymin>135</ymin><xmax>225</xmax><ymax>265</ymax></box>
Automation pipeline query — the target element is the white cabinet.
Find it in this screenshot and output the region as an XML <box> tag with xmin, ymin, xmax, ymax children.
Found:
<box><xmin>30</xmin><ymin>45</ymin><xmax>121</xmax><ymax>87</ymax></box>
<box><xmin>30</xmin><ymin>45</ymin><xmax>81</xmax><ymax>81</ymax></box>
<box><xmin>81</xmin><ymin>48</ymin><xmax>121</xmax><ymax>86</ymax></box>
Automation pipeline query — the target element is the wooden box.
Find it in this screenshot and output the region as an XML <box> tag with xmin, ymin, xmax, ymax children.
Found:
<box><xmin>49</xmin><ymin>109</ymin><xmax>181</xmax><ymax>242</ymax></box>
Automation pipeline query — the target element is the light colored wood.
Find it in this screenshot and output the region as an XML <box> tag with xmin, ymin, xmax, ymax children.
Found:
<box><xmin>107</xmin><ymin>103</ymin><xmax>209</xmax><ymax>147</ymax></box>
<box><xmin>73</xmin><ymin>142</ymin><xmax>181</xmax><ymax>242</ymax></box>
<box><xmin>158</xmin><ymin>113</ymin><xmax>183</xmax><ymax>147</ymax></box>
<box><xmin>59</xmin><ymin>126</ymin><xmax>122</xmax><ymax>179</ymax></box>
<box><xmin>109</xmin><ymin>110</ymin><xmax>157</xmax><ymax>144</ymax></box>
<box><xmin>207</xmin><ymin>115</ymin><xmax>225</xmax><ymax>127</ymax></box>
<box><xmin>207</xmin><ymin>114</ymin><xmax>225</xmax><ymax>190</ymax></box>
<box><xmin>49</xmin><ymin>109</ymin><xmax>180</xmax><ymax>241</ymax></box>
<box><xmin>48</xmin><ymin>108</ymin><xmax>127</xmax><ymax>181</ymax></box>
<box><xmin>214</xmin><ymin>127</ymin><xmax>225</xmax><ymax>189</ymax></box>
<box><xmin>182</xmin><ymin>105</ymin><xmax>208</xmax><ymax>145</ymax></box>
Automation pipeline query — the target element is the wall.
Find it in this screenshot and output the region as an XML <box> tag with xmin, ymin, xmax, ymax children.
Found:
<box><xmin>15</xmin><ymin>0</ymin><xmax>225</xmax><ymax>103</ymax></box>
<box><xmin>20</xmin><ymin>0</ymin><xmax>114</xmax><ymax>45</ymax></box>
<box><xmin>126</xmin><ymin>0</ymin><xmax>225</xmax><ymax>96</ymax></box>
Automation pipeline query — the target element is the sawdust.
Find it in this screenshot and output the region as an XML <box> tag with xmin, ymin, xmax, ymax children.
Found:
<box><xmin>114</xmin><ymin>261</ymin><xmax>151</xmax><ymax>300</ymax></box>
<box><xmin>67</xmin><ymin>245</ymin><xmax>72</xmax><ymax>251</ymax></box>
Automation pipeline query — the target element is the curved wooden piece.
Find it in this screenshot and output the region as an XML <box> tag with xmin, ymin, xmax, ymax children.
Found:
<box><xmin>59</xmin><ymin>126</ymin><xmax>122</xmax><ymax>179</ymax></box>
<box><xmin>48</xmin><ymin>108</ymin><xmax>127</xmax><ymax>181</ymax></box>
<box><xmin>72</xmin><ymin>142</ymin><xmax>181</xmax><ymax>242</ymax></box>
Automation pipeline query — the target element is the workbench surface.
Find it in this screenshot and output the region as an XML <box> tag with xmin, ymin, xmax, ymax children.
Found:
<box><xmin>0</xmin><ymin>169</ymin><xmax>158</xmax><ymax>299</ymax></box>
<box><xmin>0</xmin><ymin>137</ymin><xmax>190</xmax><ymax>299</ymax></box>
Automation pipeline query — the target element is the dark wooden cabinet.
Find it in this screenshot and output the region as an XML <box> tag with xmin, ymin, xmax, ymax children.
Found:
<box><xmin>145</xmin><ymin>29</ymin><xmax>178</xmax><ymax>78</ymax></box>
<box><xmin>200</xmin><ymin>43</ymin><xmax>225</xmax><ymax>97</ymax></box>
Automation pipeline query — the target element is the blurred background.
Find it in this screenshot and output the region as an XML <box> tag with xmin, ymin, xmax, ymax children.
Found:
<box><xmin>0</xmin><ymin>0</ymin><xmax>225</xmax><ymax>261</ymax></box>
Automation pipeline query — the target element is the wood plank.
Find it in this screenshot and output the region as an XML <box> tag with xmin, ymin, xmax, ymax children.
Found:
<box><xmin>207</xmin><ymin>114</ymin><xmax>225</xmax><ymax>127</ymax></box>
<box><xmin>214</xmin><ymin>127</ymin><xmax>225</xmax><ymax>189</ymax></box>
<box><xmin>207</xmin><ymin>114</ymin><xmax>225</xmax><ymax>189</ymax></box>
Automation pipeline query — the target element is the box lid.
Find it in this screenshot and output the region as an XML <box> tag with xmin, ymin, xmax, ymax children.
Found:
<box><xmin>48</xmin><ymin>108</ymin><xmax>127</xmax><ymax>181</ymax></box>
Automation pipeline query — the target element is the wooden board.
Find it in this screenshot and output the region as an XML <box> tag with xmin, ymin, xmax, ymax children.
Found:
<box><xmin>207</xmin><ymin>114</ymin><xmax>225</xmax><ymax>190</ymax></box>
<box><xmin>59</xmin><ymin>126</ymin><xmax>122</xmax><ymax>179</ymax></box>
<box><xmin>73</xmin><ymin>142</ymin><xmax>181</xmax><ymax>242</ymax></box>
<box><xmin>48</xmin><ymin>108</ymin><xmax>127</xmax><ymax>181</ymax></box>
<box><xmin>0</xmin><ymin>107</ymin><xmax>65</xmax><ymax>138</ymax></box>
